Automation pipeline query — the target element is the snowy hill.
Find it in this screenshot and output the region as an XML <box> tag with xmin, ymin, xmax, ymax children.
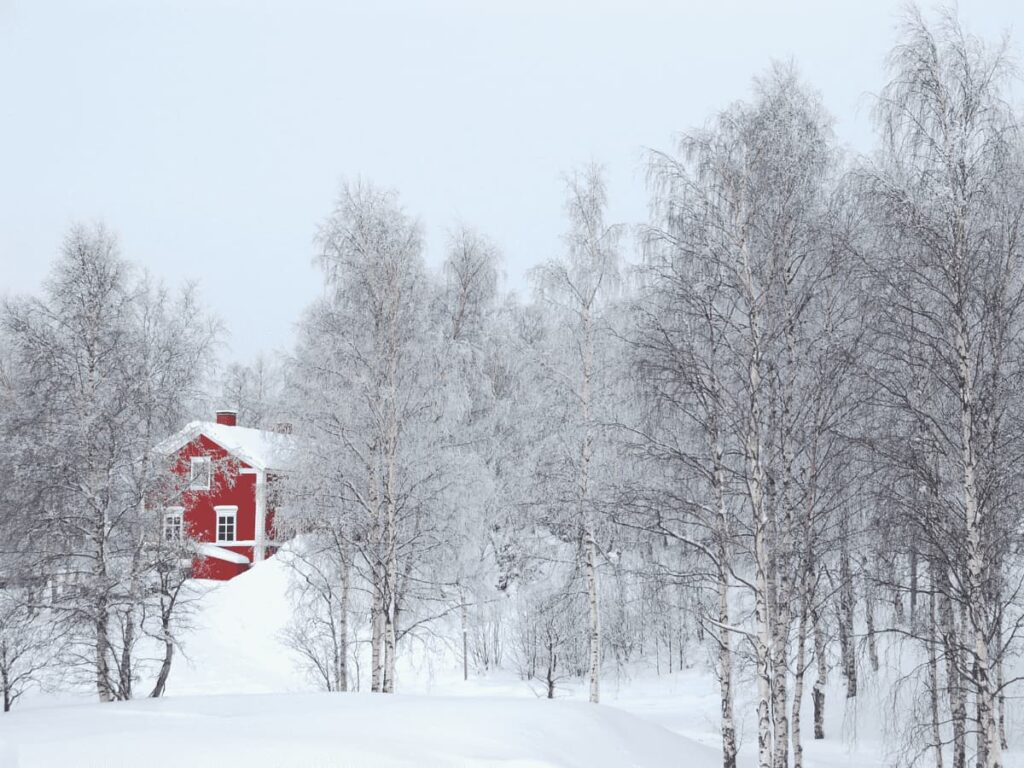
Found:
<box><xmin>0</xmin><ymin>556</ymin><xmax>720</xmax><ymax>768</ymax></box>
<box><xmin>165</xmin><ymin>555</ymin><xmax>304</xmax><ymax>696</ymax></box>
<box><xmin>0</xmin><ymin>692</ymin><xmax>717</xmax><ymax>768</ymax></box>
<box><xmin>0</xmin><ymin>553</ymin><xmax>981</xmax><ymax>768</ymax></box>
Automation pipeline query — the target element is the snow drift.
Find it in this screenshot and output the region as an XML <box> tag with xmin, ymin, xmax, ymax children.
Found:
<box><xmin>0</xmin><ymin>691</ymin><xmax>717</xmax><ymax>768</ymax></box>
<box><xmin>0</xmin><ymin>554</ymin><xmax>721</xmax><ymax>768</ymax></box>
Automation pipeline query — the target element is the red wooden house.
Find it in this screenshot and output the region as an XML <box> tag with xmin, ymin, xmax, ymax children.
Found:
<box><xmin>157</xmin><ymin>409</ymin><xmax>293</xmax><ymax>580</ymax></box>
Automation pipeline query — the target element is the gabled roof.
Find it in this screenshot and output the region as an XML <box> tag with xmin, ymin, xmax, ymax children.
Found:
<box><xmin>157</xmin><ymin>421</ymin><xmax>294</xmax><ymax>472</ymax></box>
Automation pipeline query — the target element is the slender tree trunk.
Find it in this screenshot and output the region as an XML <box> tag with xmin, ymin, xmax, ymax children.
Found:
<box><xmin>94</xmin><ymin>527</ymin><xmax>114</xmax><ymax>703</ymax></box>
<box><xmin>461</xmin><ymin>586</ymin><xmax>469</xmax><ymax>682</ymax></box>
<box><xmin>812</xmin><ymin>606</ymin><xmax>826</xmax><ymax>740</ymax></box>
<box><xmin>772</xmin><ymin>296</ymin><xmax>804</xmax><ymax>768</ymax></box>
<box><xmin>748</xmin><ymin>365</ymin><xmax>773</xmax><ymax>768</ymax></box>
<box><xmin>379</xmin><ymin>303</ymin><xmax>402</xmax><ymax>696</ymax></box>
<box><xmin>941</xmin><ymin>587</ymin><xmax>966</xmax><ymax>768</ymax></box>
<box><xmin>910</xmin><ymin>545</ymin><xmax>919</xmax><ymax>628</ymax></box>
<box><xmin>667</xmin><ymin>630</ymin><xmax>672</xmax><ymax>675</ymax></box>
<box><xmin>838</xmin><ymin>526</ymin><xmax>857</xmax><ymax>698</ymax></box>
<box><xmin>339</xmin><ymin>538</ymin><xmax>351</xmax><ymax>692</ymax></box>
<box><xmin>149</xmin><ymin>585</ymin><xmax>177</xmax><ymax>699</ymax></box>
<box><xmin>584</xmin><ymin>527</ymin><xmax>600</xmax><ymax>704</ymax></box>
<box><xmin>956</xmin><ymin>310</ymin><xmax>1001</xmax><ymax>768</ymax></box>
<box><xmin>997</xmin><ymin>654</ymin><xmax>1007</xmax><ymax>751</ymax></box>
<box><xmin>370</xmin><ymin>586</ymin><xmax>384</xmax><ymax>692</ymax></box>
<box><xmin>546</xmin><ymin>636</ymin><xmax>557</xmax><ymax>700</ymax></box>
<box><xmin>790</xmin><ymin>454</ymin><xmax>821</xmax><ymax>768</ymax></box>
<box><xmin>891</xmin><ymin>555</ymin><xmax>905</xmax><ymax>627</ymax></box>
<box><xmin>382</xmin><ymin>430</ymin><xmax>399</xmax><ymax>694</ymax></box>
<box><xmin>927</xmin><ymin>575</ymin><xmax>944</xmax><ymax>768</ymax></box>
<box><xmin>864</xmin><ymin>561</ymin><xmax>880</xmax><ymax>673</ymax></box>
<box><xmin>717</xmin><ymin>602</ymin><xmax>737</xmax><ymax>768</ymax></box>
<box><xmin>736</xmin><ymin>230</ymin><xmax>773</xmax><ymax>768</ymax></box>
<box><xmin>365</xmin><ymin>437</ymin><xmax>386</xmax><ymax>693</ymax></box>
<box><xmin>382</xmin><ymin>583</ymin><xmax>396</xmax><ymax>692</ymax></box>
<box><xmin>95</xmin><ymin>606</ymin><xmax>113</xmax><ymax>702</ymax></box>
<box><xmin>118</xmin><ymin>609</ymin><xmax>134</xmax><ymax>700</ymax></box>
<box><xmin>772</xmin><ymin>577</ymin><xmax>792</xmax><ymax>768</ymax></box>
<box><xmin>579</xmin><ymin>304</ymin><xmax>600</xmax><ymax>705</ymax></box>
<box><xmin>791</xmin><ymin>591</ymin><xmax>810</xmax><ymax>768</ymax></box>
<box><xmin>976</xmin><ymin>659</ymin><xmax>989</xmax><ymax>768</ymax></box>
<box><xmin>754</xmin><ymin>522</ymin><xmax>774</xmax><ymax>768</ymax></box>
<box><xmin>117</xmin><ymin>536</ymin><xmax>145</xmax><ymax>701</ymax></box>
<box><xmin>150</xmin><ymin>623</ymin><xmax>173</xmax><ymax>698</ymax></box>
<box><xmin>369</xmin><ymin>452</ymin><xmax>384</xmax><ymax>694</ymax></box>
<box><xmin>712</xmin><ymin>430</ymin><xmax>737</xmax><ymax>768</ymax></box>
<box><xmin>1</xmin><ymin>654</ymin><xmax>11</xmax><ymax>712</ymax></box>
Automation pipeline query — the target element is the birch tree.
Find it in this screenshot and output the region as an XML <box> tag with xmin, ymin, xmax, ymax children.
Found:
<box><xmin>639</xmin><ymin>63</ymin><xmax>850</xmax><ymax>768</ymax></box>
<box><xmin>1</xmin><ymin>223</ymin><xmax>217</xmax><ymax>701</ymax></box>
<box><xmin>532</xmin><ymin>165</ymin><xmax>622</xmax><ymax>704</ymax></box>
<box><xmin>288</xmin><ymin>180</ymin><xmax>447</xmax><ymax>694</ymax></box>
<box><xmin>858</xmin><ymin>8</ymin><xmax>1024</xmax><ymax>767</ymax></box>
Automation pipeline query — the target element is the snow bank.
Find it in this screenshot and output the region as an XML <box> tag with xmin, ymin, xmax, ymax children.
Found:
<box><xmin>0</xmin><ymin>551</ymin><xmax>905</xmax><ymax>767</ymax></box>
<box><xmin>0</xmin><ymin>691</ymin><xmax>718</xmax><ymax>768</ymax></box>
<box><xmin>168</xmin><ymin>553</ymin><xmax>302</xmax><ymax>695</ymax></box>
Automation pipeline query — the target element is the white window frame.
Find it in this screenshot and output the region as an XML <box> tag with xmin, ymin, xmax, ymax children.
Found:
<box><xmin>190</xmin><ymin>456</ymin><xmax>211</xmax><ymax>490</ymax></box>
<box><xmin>163</xmin><ymin>507</ymin><xmax>184</xmax><ymax>541</ymax></box>
<box><xmin>215</xmin><ymin>505</ymin><xmax>238</xmax><ymax>544</ymax></box>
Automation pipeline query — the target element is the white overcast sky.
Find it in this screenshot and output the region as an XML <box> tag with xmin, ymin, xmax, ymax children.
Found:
<box><xmin>2</xmin><ymin>0</ymin><xmax>1022</xmax><ymax>362</ymax></box>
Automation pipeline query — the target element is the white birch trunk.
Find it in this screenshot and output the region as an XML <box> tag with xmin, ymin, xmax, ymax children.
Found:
<box><xmin>338</xmin><ymin>537</ymin><xmax>351</xmax><ymax>692</ymax></box>
<box><xmin>738</xmin><ymin>231</ymin><xmax>773</xmax><ymax>768</ymax></box>
<box><xmin>941</xmin><ymin>587</ymin><xmax>966</xmax><ymax>768</ymax></box>
<box><xmin>382</xmin><ymin>339</ymin><xmax>400</xmax><ymax>693</ymax></box>
<box><xmin>791</xmin><ymin>598</ymin><xmax>808</xmax><ymax>768</ymax></box>
<box><xmin>838</xmin><ymin>528</ymin><xmax>857</xmax><ymax>698</ymax></box>
<box><xmin>927</xmin><ymin>570</ymin><xmax>944</xmax><ymax>768</ymax></box>
<box><xmin>712</xmin><ymin>425</ymin><xmax>736</xmax><ymax>768</ymax></box>
<box><xmin>956</xmin><ymin>315</ymin><xmax>1002</xmax><ymax>768</ymax></box>
<box><xmin>368</xmin><ymin>449</ymin><xmax>384</xmax><ymax>694</ymax></box>
<box><xmin>93</xmin><ymin>508</ymin><xmax>114</xmax><ymax>703</ymax></box>
<box><xmin>579</xmin><ymin>304</ymin><xmax>600</xmax><ymax>705</ymax></box>
<box><xmin>747</xmin><ymin>349</ymin><xmax>773</xmax><ymax>768</ymax></box>
<box><xmin>812</xmin><ymin>606</ymin><xmax>826</xmax><ymax>740</ymax></box>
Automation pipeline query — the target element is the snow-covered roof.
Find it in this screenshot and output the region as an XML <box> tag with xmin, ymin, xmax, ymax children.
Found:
<box><xmin>157</xmin><ymin>421</ymin><xmax>294</xmax><ymax>472</ymax></box>
<box><xmin>196</xmin><ymin>543</ymin><xmax>250</xmax><ymax>565</ymax></box>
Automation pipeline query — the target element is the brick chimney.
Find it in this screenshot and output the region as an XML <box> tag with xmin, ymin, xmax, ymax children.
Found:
<box><xmin>215</xmin><ymin>409</ymin><xmax>238</xmax><ymax>427</ymax></box>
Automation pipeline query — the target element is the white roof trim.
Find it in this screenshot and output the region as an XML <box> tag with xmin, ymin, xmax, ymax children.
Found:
<box><xmin>196</xmin><ymin>543</ymin><xmax>250</xmax><ymax>565</ymax></box>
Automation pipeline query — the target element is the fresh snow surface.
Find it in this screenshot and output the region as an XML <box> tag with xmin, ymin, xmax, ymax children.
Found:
<box><xmin>4</xmin><ymin>551</ymin><xmax>1020</xmax><ymax>767</ymax></box>
<box><xmin>0</xmin><ymin>692</ymin><xmax>716</xmax><ymax>768</ymax></box>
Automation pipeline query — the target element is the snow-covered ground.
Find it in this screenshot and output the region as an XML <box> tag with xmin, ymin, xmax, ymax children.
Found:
<box><xmin>0</xmin><ymin>554</ymin><xmax>1015</xmax><ymax>767</ymax></box>
<box><xmin>0</xmin><ymin>692</ymin><xmax>716</xmax><ymax>768</ymax></box>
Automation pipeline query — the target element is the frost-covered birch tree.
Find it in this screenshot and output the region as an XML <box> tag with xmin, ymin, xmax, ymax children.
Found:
<box><xmin>857</xmin><ymin>9</ymin><xmax>1024</xmax><ymax>767</ymax></box>
<box><xmin>1</xmin><ymin>223</ymin><xmax>218</xmax><ymax>702</ymax></box>
<box><xmin>286</xmin><ymin>181</ymin><xmax>457</xmax><ymax>694</ymax></box>
<box><xmin>531</xmin><ymin>165</ymin><xmax>622</xmax><ymax>704</ymax></box>
<box><xmin>637</xmin><ymin>63</ymin><xmax>853</xmax><ymax>768</ymax></box>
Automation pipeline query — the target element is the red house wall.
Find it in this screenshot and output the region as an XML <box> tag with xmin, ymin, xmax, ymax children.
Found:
<box><xmin>173</xmin><ymin>435</ymin><xmax>263</xmax><ymax>579</ymax></box>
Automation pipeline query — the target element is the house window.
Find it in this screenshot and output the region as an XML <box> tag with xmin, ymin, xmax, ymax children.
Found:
<box><xmin>164</xmin><ymin>508</ymin><xmax>184</xmax><ymax>541</ymax></box>
<box><xmin>190</xmin><ymin>457</ymin><xmax>211</xmax><ymax>490</ymax></box>
<box><xmin>215</xmin><ymin>506</ymin><xmax>237</xmax><ymax>543</ymax></box>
